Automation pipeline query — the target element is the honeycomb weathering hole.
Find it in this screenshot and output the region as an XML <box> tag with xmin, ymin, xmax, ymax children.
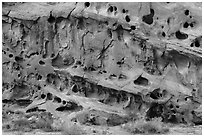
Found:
<box><xmin>2</xmin><ymin>2</ymin><xmax>202</xmax><ymax>135</ymax></box>
<box><xmin>175</xmin><ymin>30</ymin><xmax>188</xmax><ymax>40</ymax></box>
<box><xmin>84</xmin><ymin>2</ymin><xmax>90</xmax><ymax>8</ymax></box>
<box><xmin>133</xmin><ymin>76</ymin><xmax>149</xmax><ymax>86</ymax></box>
<box><xmin>150</xmin><ymin>88</ymin><xmax>162</xmax><ymax>99</ymax></box>
<box><xmin>47</xmin><ymin>13</ymin><xmax>55</xmax><ymax>23</ymax></box>
<box><xmin>142</xmin><ymin>9</ymin><xmax>154</xmax><ymax>25</ymax></box>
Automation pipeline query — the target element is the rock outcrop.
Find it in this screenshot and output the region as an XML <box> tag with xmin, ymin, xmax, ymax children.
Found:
<box><xmin>2</xmin><ymin>2</ymin><xmax>202</xmax><ymax>134</ymax></box>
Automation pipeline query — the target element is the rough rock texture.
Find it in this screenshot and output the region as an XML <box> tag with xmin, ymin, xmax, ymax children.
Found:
<box><xmin>2</xmin><ymin>2</ymin><xmax>202</xmax><ymax>134</ymax></box>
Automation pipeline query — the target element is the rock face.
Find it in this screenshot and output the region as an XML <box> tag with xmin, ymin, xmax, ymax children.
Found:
<box><xmin>2</xmin><ymin>2</ymin><xmax>202</xmax><ymax>134</ymax></box>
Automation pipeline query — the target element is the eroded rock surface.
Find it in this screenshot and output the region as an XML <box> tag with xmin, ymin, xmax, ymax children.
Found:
<box><xmin>2</xmin><ymin>2</ymin><xmax>202</xmax><ymax>134</ymax></box>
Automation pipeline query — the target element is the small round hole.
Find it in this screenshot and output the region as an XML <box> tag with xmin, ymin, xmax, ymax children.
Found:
<box><xmin>51</xmin><ymin>53</ymin><xmax>55</xmax><ymax>58</ymax></box>
<box><xmin>62</xmin><ymin>100</ymin><xmax>66</xmax><ymax>105</ymax></box>
<box><xmin>182</xmin><ymin>118</ymin><xmax>185</xmax><ymax>122</ymax></box>
<box><xmin>39</xmin><ymin>60</ymin><xmax>45</xmax><ymax>65</ymax></box>
<box><xmin>113</xmin><ymin>6</ymin><xmax>117</xmax><ymax>11</ymax></box>
<box><xmin>109</xmin><ymin>74</ymin><xmax>117</xmax><ymax>79</ymax></box>
<box><xmin>41</xmin><ymin>94</ymin><xmax>46</xmax><ymax>99</ymax></box>
<box><xmin>125</xmin><ymin>15</ymin><xmax>130</xmax><ymax>22</ymax></box>
<box><xmin>175</xmin><ymin>30</ymin><xmax>188</xmax><ymax>40</ymax></box>
<box><xmin>190</xmin><ymin>23</ymin><xmax>194</xmax><ymax>27</ymax></box>
<box><xmin>47</xmin><ymin>14</ymin><xmax>55</xmax><ymax>23</ymax></box>
<box><xmin>76</xmin><ymin>61</ymin><xmax>81</xmax><ymax>65</ymax></box>
<box><xmin>103</xmin><ymin>70</ymin><xmax>107</xmax><ymax>73</ymax></box>
<box><xmin>162</xmin><ymin>32</ymin><xmax>166</xmax><ymax>37</ymax></box>
<box><xmin>54</xmin><ymin>96</ymin><xmax>61</xmax><ymax>103</ymax></box>
<box><xmin>108</xmin><ymin>6</ymin><xmax>113</xmax><ymax>12</ymax></box>
<box><xmin>183</xmin><ymin>22</ymin><xmax>189</xmax><ymax>28</ymax></box>
<box><xmin>84</xmin><ymin>2</ymin><xmax>90</xmax><ymax>7</ymax></box>
<box><xmin>150</xmin><ymin>8</ymin><xmax>154</xmax><ymax>15</ymax></box>
<box><xmin>9</xmin><ymin>54</ymin><xmax>13</xmax><ymax>58</ymax></box>
<box><xmin>72</xmin><ymin>84</ymin><xmax>78</xmax><ymax>93</ymax></box>
<box><xmin>118</xmin><ymin>74</ymin><xmax>127</xmax><ymax>80</ymax></box>
<box><xmin>37</xmin><ymin>75</ymin><xmax>42</xmax><ymax>80</ymax></box>
<box><xmin>20</xmin><ymin>24</ymin><xmax>24</xmax><ymax>28</ymax></box>
<box><xmin>6</xmin><ymin>125</ymin><xmax>10</xmax><ymax>129</ymax></box>
<box><xmin>37</xmin><ymin>86</ymin><xmax>41</xmax><ymax>90</ymax></box>
<box><xmin>47</xmin><ymin>93</ymin><xmax>53</xmax><ymax>100</ymax></box>
<box><xmin>167</xmin><ymin>18</ymin><xmax>170</xmax><ymax>23</ymax></box>
<box><xmin>169</xmin><ymin>104</ymin><xmax>174</xmax><ymax>109</ymax></box>
<box><xmin>171</xmin><ymin>110</ymin><xmax>176</xmax><ymax>114</ymax></box>
<box><xmin>130</xmin><ymin>25</ymin><xmax>136</xmax><ymax>30</ymax></box>
<box><xmin>122</xmin><ymin>9</ymin><xmax>126</xmax><ymax>13</ymax></box>
<box><xmin>15</xmin><ymin>56</ymin><xmax>23</xmax><ymax>62</ymax></box>
<box><xmin>184</xmin><ymin>10</ymin><xmax>189</xmax><ymax>16</ymax></box>
<box><xmin>113</xmin><ymin>22</ymin><xmax>117</xmax><ymax>26</ymax></box>
<box><xmin>195</xmin><ymin>40</ymin><xmax>200</xmax><ymax>47</ymax></box>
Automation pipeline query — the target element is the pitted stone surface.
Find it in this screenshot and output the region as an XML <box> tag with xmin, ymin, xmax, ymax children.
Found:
<box><xmin>2</xmin><ymin>2</ymin><xmax>202</xmax><ymax>134</ymax></box>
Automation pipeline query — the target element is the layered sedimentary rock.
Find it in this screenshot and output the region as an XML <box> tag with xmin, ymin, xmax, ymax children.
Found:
<box><xmin>2</xmin><ymin>2</ymin><xmax>202</xmax><ymax>133</ymax></box>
